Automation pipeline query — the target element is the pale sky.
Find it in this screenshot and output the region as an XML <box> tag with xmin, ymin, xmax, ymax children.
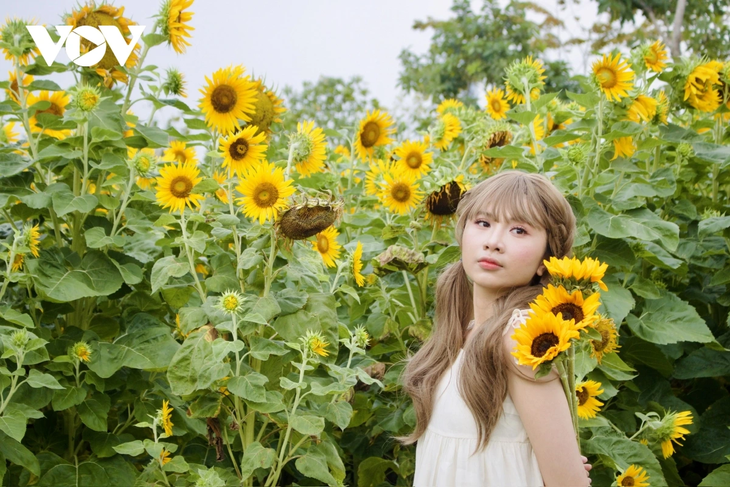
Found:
<box><xmin>1</xmin><ymin>0</ymin><xmax>607</xmax><ymax>119</ymax></box>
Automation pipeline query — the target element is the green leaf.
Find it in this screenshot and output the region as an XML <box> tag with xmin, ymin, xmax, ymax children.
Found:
<box><xmin>684</xmin><ymin>396</ymin><xmax>730</xmax><ymax>464</ymax></box>
<box><xmin>290</xmin><ymin>414</ymin><xmax>325</xmax><ymax>436</ymax></box>
<box><xmin>52</xmin><ymin>191</ymin><xmax>98</xmax><ymax>217</ymax></box>
<box><xmin>77</xmin><ymin>394</ymin><xmax>111</xmax><ymax>432</ymax></box>
<box><xmin>0</xmin><ymin>307</ymin><xmax>34</xmax><ymax>328</ymax></box>
<box><xmin>566</xmin><ymin>91</ymin><xmax>599</xmax><ymax>108</ymax></box>
<box><xmin>584</xmin><ymin>428</ymin><xmax>668</xmax><ymax>486</ymax></box>
<box><xmin>162</xmin><ymin>455</ymin><xmax>189</xmax><ymax>473</ymax></box>
<box><xmin>151</xmin><ymin>255</ymin><xmax>190</xmax><ymax>294</ymax></box>
<box><xmin>227</xmin><ymin>373</ymin><xmax>269</xmax><ymax>402</ymax></box>
<box><xmin>85</xmin><ymin>227</ymin><xmax>126</xmax><ymax>249</ymax></box>
<box><xmin>112</xmin><ymin>440</ymin><xmax>145</xmax><ymax>456</ymax></box>
<box><xmin>133</xmin><ymin>124</ymin><xmax>169</xmax><ymax>147</ymax></box>
<box><xmin>674</xmin><ymin>333</ymin><xmax>730</xmax><ymax>379</ymax></box>
<box><xmin>699</xmin><ymin>465</ymin><xmax>730</xmax><ymax>486</ymax></box>
<box><xmin>356</xmin><ymin>457</ymin><xmax>399</xmax><ymax>487</ymax></box>
<box><xmin>506</xmin><ymin>108</ymin><xmax>537</xmax><ymax>126</ymax></box>
<box><xmin>141</xmin><ymin>32</ymin><xmax>168</xmax><ymax>47</ymax></box>
<box><xmin>324</xmin><ymin>401</ymin><xmax>353</xmax><ymax>430</ymax></box>
<box><xmin>0</xmin><ymin>153</ymin><xmax>36</xmax><ymax>177</ymax></box>
<box><xmin>239</xmin><ymin>442</ymin><xmax>276</xmax><ymax>480</ymax></box>
<box><xmin>625</xmin><ymin>291</ymin><xmax>715</xmax><ymax>345</ymax></box>
<box><xmin>295</xmin><ymin>450</ymin><xmax>338</xmax><ymax>487</ymax></box>
<box><xmin>699</xmin><ymin>216</ymin><xmax>730</xmax><ymax>239</ymax></box>
<box><xmin>603</xmin><ymin>121</ymin><xmax>643</xmax><ymax>141</ymax></box>
<box><xmin>26</xmin><ymin>369</ymin><xmax>64</xmax><ymax>389</ymax></box>
<box><xmin>248</xmin><ymin>337</ymin><xmax>289</xmax><ymax>360</ymax></box>
<box><xmin>0</xmin><ymin>430</ymin><xmax>40</xmax><ymax>476</ymax></box>
<box><xmin>52</xmin><ymin>385</ymin><xmax>86</xmax><ymax>411</ymax></box>
<box><xmin>167</xmin><ymin>331</ymin><xmax>230</xmax><ymax>396</ymax></box>
<box><xmin>0</xmin><ymin>405</ymin><xmax>27</xmax><ymax>441</ymax></box>
<box><xmin>37</xmin><ymin>457</ymin><xmax>137</xmax><ymax>487</ymax></box>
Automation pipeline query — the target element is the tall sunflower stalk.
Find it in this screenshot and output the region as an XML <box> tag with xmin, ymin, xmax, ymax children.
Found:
<box><xmin>511</xmin><ymin>256</ymin><xmax>610</xmax><ymax>453</ymax></box>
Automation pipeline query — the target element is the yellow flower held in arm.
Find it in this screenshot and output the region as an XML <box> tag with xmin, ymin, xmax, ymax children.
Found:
<box><xmin>312</xmin><ymin>226</ymin><xmax>342</xmax><ymax>268</ymax></box>
<box><xmin>155</xmin><ymin>160</ymin><xmax>204</xmax><ymax>213</ymax></box>
<box><xmin>575</xmin><ymin>380</ymin><xmax>604</xmax><ymax>419</ymax></box>
<box><xmin>592</xmin><ymin>53</ymin><xmax>634</xmax><ymax>102</ymax></box>
<box><xmin>529</xmin><ymin>284</ymin><xmax>601</xmax><ymax>332</ymax></box>
<box><xmin>485</xmin><ymin>88</ymin><xmax>510</xmax><ymax>120</ymax></box>
<box><xmin>199</xmin><ymin>65</ymin><xmax>257</xmax><ymax>135</ymax></box>
<box><xmin>590</xmin><ymin>315</ymin><xmax>620</xmax><ymax>363</ymax></box>
<box><xmin>219</xmin><ymin>125</ymin><xmax>268</xmax><ymax>176</ymax></box>
<box><xmin>511</xmin><ymin>310</ymin><xmax>580</xmax><ymax>370</ymax></box>
<box><xmin>617</xmin><ymin>465</ymin><xmax>650</xmax><ymax>487</ymax></box>
<box><xmin>235</xmin><ymin>161</ymin><xmax>295</xmax><ymax>224</ymax></box>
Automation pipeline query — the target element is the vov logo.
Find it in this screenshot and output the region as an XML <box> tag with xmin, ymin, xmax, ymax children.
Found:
<box><xmin>26</xmin><ymin>25</ymin><xmax>145</xmax><ymax>67</ymax></box>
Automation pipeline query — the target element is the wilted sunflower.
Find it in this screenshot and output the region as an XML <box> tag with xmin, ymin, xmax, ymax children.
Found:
<box><xmin>643</xmin><ymin>40</ymin><xmax>668</xmax><ymax>73</ymax></box>
<box><xmin>248</xmin><ymin>78</ymin><xmax>286</xmax><ymax>137</ymax></box>
<box><xmin>276</xmin><ymin>194</ymin><xmax>343</xmax><ymax>240</ymax></box>
<box><xmin>590</xmin><ymin>315</ymin><xmax>620</xmax><ymax>363</ymax></box>
<box><xmin>155</xmin><ymin>160</ymin><xmax>204</xmax><ymax>213</ymax></box>
<box><xmin>575</xmin><ymin>380</ymin><xmax>604</xmax><ymax>419</ymax></box>
<box><xmin>433</xmin><ymin>113</ymin><xmax>461</xmax><ymax>151</ymax></box>
<box><xmin>292</xmin><ymin>120</ymin><xmax>327</xmax><ymax>176</ymax></box>
<box><xmin>211</xmin><ymin>170</ymin><xmax>229</xmax><ymax>204</ymax></box>
<box><xmin>436</xmin><ymin>98</ymin><xmax>463</xmax><ymax>115</ymax></box>
<box><xmin>219</xmin><ymin>125</ymin><xmax>267</xmax><ymax>175</ymax></box>
<box><xmin>352</xmin><ymin>241</ymin><xmax>365</xmax><ymax>287</ymax></box>
<box><xmin>479</xmin><ymin>125</ymin><xmax>513</xmax><ymax>172</ymax></box>
<box><xmin>27</xmin><ymin>91</ymin><xmax>72</xmax><ymax>140</ymax></box>
<box><xmin>199</xmin><ymin>65</ymin><xmax>258</xmax><ymax>135</ymax></box>
<box><xmin>160</xmin><ymin>400</ymin><xmax>174</xmax><ymax>437</ymax></box>
<box><xmin>64</xmin><ymin>3</ymin><xmax>140</xmax><ymax>87</ymax></box>
<box><xmin>529</xmin><ymin>284</ymin><xmax>601</xmax><ymax>332</ymax></box>
<box><xmin>592</xmin><ymin>53</ymin><xmax>634</xmax><ymax>102</ymax></box>
<box><xmin>485</xmin><ymin>88</ymin><xmax>510</xmax><ymax>120</ymax></box>
<box><xmin>354</xmin><ymin>109</ymin><xmax>396</xmax><ymax>160</ymax></box>
<box><xmin>1</xmin><ymin>18</ymin><xmax>40</xmax><ymax>66</ymax></box>
<box><xmin>510</xmin><ymin>310</ymin><xmax>579</xmax><ymax>370</ymax></box>
<box><xmin>393</xmin><ymin>139</ymin><xmax>433</xmax><ymax>180</ymax></box>
<box><xmin>311</xmin><ymin>226</ymin><xmax>342</xmax><ymax>268</ymax></box>
<box><xmin>163</xmin><ymin>140</ymin><xmax>197</xmax><ymax>165</ymax></box>
<box><xmin>543</xmin><ymin>256</ymin><xmax>609</xmax><ymax>291</ymax></box>
<box><xmin>235</xmin><ymin>161</ymin><xmax>295</xmax><ymax>224</ymax></box>
<box><xmin>157</xmin><ymin>0</ymin><xmax>194</xmax><ymax>54</ymax></box>
<box><xmin>627</xmin><ymin>95</ymin><xmax>658</xmax><ymax>123</ymax></box>
<box><xmin>6</xmin><ymin>70</ymin><xmax>33</xmax><ymax>103</ymax></box>
<box><xmin>657</xmin><ymin>410</ymin><xmax>693</xmax><ymax>458</ymax></box>
<box><xmin>379</xmin><ymin>171</ymin><xmax>424</xmax><ymax>215</ymax></box>
<box><xmin>617</xmin><ymin>465</ymin><xmax>650</xmax><ymax>487</ymax></box>
<box><xmin>424</xmin><ymin>177</ymin><xmax>467</xmax><ymax>227</ymax></box>
<box><xmin>684</xmin><ymin>60</ymin><xmax>722</xmax><ymax>112</ymax></box>
<box><xmin>612</xmin><ymin>136</ymin><xmax>636</xmax><ymax>160</ymax></box>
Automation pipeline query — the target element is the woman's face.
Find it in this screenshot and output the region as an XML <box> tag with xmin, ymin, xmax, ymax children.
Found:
<box><xmin>461</xmin><ymin>207</ymin><xmax>549</xmax><ymax>296</ymax></box>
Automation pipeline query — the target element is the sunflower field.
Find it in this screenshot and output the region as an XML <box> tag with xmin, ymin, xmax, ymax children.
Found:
<box><xmin>1</xmin><ymin>1</ymin><xmax>730</xmax><ymax>486</ymax></box>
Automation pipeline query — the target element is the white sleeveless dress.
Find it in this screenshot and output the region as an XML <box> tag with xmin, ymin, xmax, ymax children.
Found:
<box><xmin>413</xmin><ymin>309</ymin><xmax>544</xmax><ymax>487</ymax></box>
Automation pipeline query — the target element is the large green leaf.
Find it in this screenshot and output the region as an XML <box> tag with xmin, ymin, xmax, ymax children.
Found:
<box><xmin>683</xmin><ymin>396</ymin><xmax>730</xmax><ymax>464</ymax></box>
<box><xmin>700</xmin><ymin>465</ymin><xmax>730</xmax><ymax>486</ymax></box>
<box><xmin>37</xmin><ymin>456</ymin><xmax>137</xmax><ymax>487</ymax></box>
<box><xmin>0</xmin><ymin>430</ymin><xmax>40</xmax><ymax>476</ymax></box>
<box><xmin>167</xmin><ymin>331</ymin><xmax>230</xmax><ymax>396</ymax></box>
<box><xmin>151</xmin><ymin>255</ymin><xmax>190</xmax><ymax>294</ymax></box>
<box><xmin>239</xmin><ymin>442</ymin><xmax>276</xmax><ymax>481</ymax></box>
<box><xmin>673</xmin><ymin>332</ymin><xmax>730</xmax><ymax>379</ymax></box>
<box><xmin>295</xmin><ymin>450</ymin><xmax>338</xmax><ymax>487</ymax></box>
<box><xmin>77</xmin><ymin>394</ymin><xmax>111</xmax><ymax>432</ymax></box>
<box><xmin>290</xmin><ymin>414</ymin><xmax>325</xmax><ymax>436</ymax></box>
<box><xmin>0</xmin><ymin>153</ymin><xmax>34</xmax><ymax>177</ymax></box>
<box><xmin>625</xmin><ymin>291</ymin><xmax>715</xmax><ymax>345</ymax></box>
<box><xmin>226</xmin><ymin>373</ymin><xmax>268</xmax><ymax>402</ymax></box>
<box><xmin>356</xmin><ymin>457</ymin><xmax>399</xmax><ymax>487</ymax></box>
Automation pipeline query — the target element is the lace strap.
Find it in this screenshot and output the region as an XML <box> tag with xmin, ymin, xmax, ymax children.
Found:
<box><xmin>502</xmin><ymin>308</ymin><xmax>531</xmax><ymax>336</ymax></box>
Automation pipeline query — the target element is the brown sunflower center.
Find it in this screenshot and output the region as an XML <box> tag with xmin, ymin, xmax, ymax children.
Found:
<box><xmin>77</xmin><ymin>11</ymin><xmax>125</xmax><ymax>69</ymax></box>
<box><xmin>317</xmin><ymin>234</ymin><xmax>329</xmax><ymax>253</ymax></box>
<box><xmin>621</xmin><ymin>476</ymin><xmax>635</xmax><ymax>487</ymax></box>
<box><xmin>40</xmin><ymin>102</ymin><xmax>64</xmax><ymax>117</ymax></box>
<box><xmin>406</xmin><ymin>152</ymin><xmax>422</xmax><ymax>169</ymax></box>
<box><xmin>593</xmin><ymin>327</ymin><xmax>611</xmax><ymax>352</ymax></box>
<box><xmin>170</xmin><ymin>176</ymin><xmax>193</xmax><ymax>198</ymax></box>
<box><xmin>576</xmin><ymin>386</ymin><xmax>589</xmax><ymax>406</ymax></box>
<box><xmin>230</xmin><ymin>137</ymin><xmax>249</xmax><ymax>160</ymax></box>
<box><xmin>361</xmin><ymin>121</ymin><xmax>380</xmax><ymax>148</ymax></box>
<box><xmin>552</xmin><ymin>303</ymin><xmax>584</xmax><ymax>324</ymax></box>
<box><xmin>596</xmin><ymin>67</ymin><xmax>617</xmax><ymax>89</ymax></box>
<box><xmin>530</xmin><ymin>332</ymin><xmax>559</xmax><ymax>357</ymax></box>
<box><xmin>391</xmin><ymin>183</ymin><xmax>411</xmax><ymax>203</ymax></box>
<box><xmin>172</xmin><ymin>150</ymin><xmax>187</xmax><ymax>163</ymax></box>
<box><xmin>254</xmin><ymin>182</ymin><xmax>279</xmax><ymax>208</ymax></box>
<box><xmin>211</xmin><ymin>84</ymin><xmax>237</xmax><ymax>114</ymax></box>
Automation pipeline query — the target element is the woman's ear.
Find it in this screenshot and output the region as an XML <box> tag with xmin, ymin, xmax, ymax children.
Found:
<box><xmin>536</xmin><ymin>264</ymin><xmax>546</xmax><ymax>276</ymax></box>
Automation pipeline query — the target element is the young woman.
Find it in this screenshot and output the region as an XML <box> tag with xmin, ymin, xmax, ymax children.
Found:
<box><xmin>396</xmin><ymin>171</ymin><xmax>592</xmax><ymax>486</ymax></box>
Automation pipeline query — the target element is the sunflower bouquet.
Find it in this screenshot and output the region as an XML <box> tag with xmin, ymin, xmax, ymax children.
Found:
<box><xmin>511</xmin><ymin>256</ymin><xmax>610</xmax><ymax>451</ymax></box>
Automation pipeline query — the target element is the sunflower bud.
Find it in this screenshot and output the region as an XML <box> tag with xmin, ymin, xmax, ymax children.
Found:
<box><xmin>217</xmin><ymin>289</ymin><xmax>244</xmax><ymax>315</ymax></box>
<box><xmin>353</xmin><ymin>325</ymin><xmax>370</xmax><ymax>349</ymax></box>
<box><xmin>129</xmin><ymin>148</ymin><xmax>157</xmax><ymax>177</ymax></box>
<box><xmin>0</xmin><ymin>18</ymin><xmax>39</xmax><ymax>65</ymax></box>
<box><xmin>70</xmin><ymin>341</ymin><xmax>92</xmax><ymax>363</ymax></box>
<box><xmin>505</xmin><ymin>56</ymin><xmax>547</xmax><ymax>100</ymax></box>
<box><xmin>162</xmin><ymin>68</ymin><xmax>187</xmax><ymax>98</ymax></box>
<box><xmin>301</xmin><ymin>329</ymin><xmax>330</xmax><ymax>358</ymax></box>
<box><xmin>71</xmin><ymin>85</ymin><xmax>101</xmax><ymax>113</ymax></box>
<box><xmin>11</xmin><ymin>329</ymin><xmax>29</xmax><ymax>349</ymax></box>
<box><xmin>676</xmin><ymin>142</ymin><xmax>693</xmax><ymax>159</ymax></box>
<box><xmin>289</xmin><ymin>131</ymin><xmax>314</xmax><ymax>165</ymax></box>
<box><xmin>567</xmin><ymin>144</ymin><xmax>589</xmax><ymax>165</ymax></box>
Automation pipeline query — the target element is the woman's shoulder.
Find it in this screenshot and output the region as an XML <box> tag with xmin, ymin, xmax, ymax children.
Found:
<box><xmin>501</xmin><ymin>308</ymin><xmax>560</xmax><ymax>382</ymax></box>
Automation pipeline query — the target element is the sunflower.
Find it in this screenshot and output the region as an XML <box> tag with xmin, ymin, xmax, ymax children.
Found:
<box><xmin>160</xmin><ymin>400</ymin><xmax>174</xmax><ymax>437</ymax></box>
<box><xmin>292</xmin><ymin>120</ymin><xmax>327</xmax><ymax>176</ymax></box>
<box><xmin>644</xmin><ymin>40</ymin><xmax>668</xmax><ymax>73</ymax></box>
<box><xmin>163</xmin><ymin>140</ymin><xmax>197</xmax><ymax>165</ymax></box>
<box><xmin>159</xmin><ymin>449</ymin><xmax>172</xmax><ymax>466</ymax></box>
<box><xmin>627</xmin><ymin>95</ymin><xmax>658</xmax><ymax>123</ymax></box>
<box><xmin>592</xmin><ymin>53</ymin><xmax>635</xmax><ymax>102</ymax></box>
<box><xmin>424</xmin><ymin>176</ymin><xmax>468</xmax><ymax>227</ymax></box>
<box><xmin>684</xmin><ymin>61</ymin><xmax>722</xmax><ymax>112</ymax></box>
<box><xmin>219</xmin><ymin>125</ymin><xmax>267</xmax><ymax>175</ymax></box>
<box><xmin>162</xmin><ymin>68</ymin><xmax>187</xmax><ymax>97</ymax></box>
<box><xmin>658</xmin><ymin>410</ymin><xmax>693</xmax><ymax>458</ymax></box>
<box><xmin>0</xmin><ymin>18</ymin><xmax>40</xmax><ymax>66</ymax></box>
<box><xmin>479</xmin><ymin>125</ymin><xmax>513</xmax><ymax>171</ymax></box>
<box><xmin>199</xmin><ymin>65</ymin><xmax>258</xmax><ymax>135</ymax></box>
<box><xmin>11</xmin><ymin>253</ymin><xmax>24</xmax><ymax>272</ymax></box>
<box><xmin>612</xmin><ymin>136</ymin><xmax>636</xmax><ymax>160</ymax></box>
<box><xmin>379</xmin><ymin>171</ymin><xmax>423</xmax><ymax>215</ymax></box>
<box><xmin>617</xmin><ymin>465</ymin><xmax>650</xmax><ymax>487</ymax></box>
<box><xmin>575</xmin><ymin>380</ymin><xmax>604</xmax><ymax>419</ymax></box>
<box><xmin>211</xmin><ymin>170</ymin><xmax>229</xmax><ymax>204</ymax></box>
<box><xmin>6</xmin><ymin>70</ymin><xmax>33</xmax><ymax>103</ymax></box>
<box><xmin>543</xmin><ymin>256</ymin><xmax>609</xmax><ymax>291</ymax></box>
<box><xmin>364</xmin><ymin>159</ymin><xmax>396</xmax><ymax>196</ymax></box>
<box><xmin>528</xmin><ymin>114</ymin><xmax>546</xmax><ymax>154</ymax></box>
<box><xmin>654</xmin><ymin>90</ymin><xmax>669</xmax><ymax>124</ymax></box>
<box><xmin>158</xmin><ymin>0</ymin><xmax>194</xmax><ymax>54</ymax></box>
<box><xmin>510</xmin><ymin>310</ymin><xmax>580</xmax><ymax>369</ymax></box>
<box><xmin>217</xmin><ymin>289</ymin><xmax>244</xmax><ymax>314</ymax></box>
<box><xmin>276</xmin><ymin>195</ymin><xmax>343</xmax><ymax>241</ymax></box>
<box><xmin>433</xmin><ymin>113</ymin><xmax>461</xmax><ymax>151</ymax></box>
<box><xmin>352</xmin><ymin>241</ymin><xmax>365</xmax><ymax>287</ymax></box>
<box><xmin>2</xmin><ymin>122</ymin><xmax>19</xmax><ymax>144</ymax></box>
<box><xmin>248</xmin><ymin>78</ymin><xmax>286</xmax><ymax>137</ymax></box>
<box><xmin>235</xmin><ymin>161</ymin><xmax>295</xmax><ymax>224</ymax></box>
<box><xmin>353</xmin><ymin>109</ymin><xmax>396</xmax><ymax>160</ymax></box>
<box><xmin>334</xmin><ymin>144</ymin><xmax>350</xmax><ymax>159</ymax></box>
<box><xmin>26</xmin><ymin>223</ymin><xmax>40</xmax><ymax>257</ymax></box>
<box><xmin>505</xmin><ymin>84</ymin><xmax>540</xmax><ymax>106</ymax></box>
<box><xmin>137</xmin><ymin>177</ymin><xmax>155</xmax><ymax>190</ymax></box>
<box><xmin>393</xmin><ymin>139</ymin><xmax>433</xmax><ymax>180</ymax></box>
<box><xmin>27</xmin><ymin>91</ymin><xmax>72</xmax><ymax>140</ymax></box>
<box><xmin>129</xmin><ymin>147</ymin><xmax>157</xmax><ymax>177</ymax></box>
<box><xmin>71</xmin><ymin>341</ymin><xmax>92</xmax><ymax>363</ymax></box>
<box><xmin>303</xmin><ymin>329</ymin><xmax>330</xmax><ymax>357</ymax></box>
<box><xmin>155</xmin><ymin>160</ymin><xmax>204</xmax><ymax>213</ymax></box>
<box><xmin>312</xmin><ymin>226</ymin><xmax>341</xmax><ymax>268</ymax></box>
<box><xmin>529</xmin><ymin>284</ymin><xmax>601</xmax><ymax>332</ymax></box>
<box><xmin>590</xmin><ymin>315</ymin><xmax>620</xmax><ymax>363</ymax></box>
<box><xmin>485</xmin><ymin>88</ymin><xmax>510</xmax><ymax>120</ymax></box>
<box><xmin>436</xmin><ymin>98</ymin><xmax>463</xmax><ymax>115</ymax></box>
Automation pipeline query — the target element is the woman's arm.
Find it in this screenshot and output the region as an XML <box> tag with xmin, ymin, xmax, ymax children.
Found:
<box><xmin>503</xmin><ymin>331</ymin><xmax>589</xmax><ymax>487</ymax></box>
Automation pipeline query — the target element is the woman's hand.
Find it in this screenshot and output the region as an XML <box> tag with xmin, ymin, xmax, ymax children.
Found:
<box><xmin>581</xmin><ymin>456</ymin><xmax>592</xmax><ymax>485</ymax></box>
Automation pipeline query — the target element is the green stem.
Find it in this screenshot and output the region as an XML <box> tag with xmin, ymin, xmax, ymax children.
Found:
<box><xmin>121</xmin><ymin>42</ymin><xmax>151</xmax><ymax>116</ymax></box>
<box><xmin>80</xmin><ymin>122</ymin><xmax>89</xmax><ymax>195</ymax></box>
<box><xmin>111</xmin><ymin>168</ymin><xmax>136</xmax><ymax>237</ymax></box>
<box><xmin>567</xmin><ymin>347</ymin><xmax>580</xmax><ymax>454</ymax></box>
<box><xmin>221</xmin><ymin>423</ymin><xmax>242</xmax><ymax>479</ymax></box>
<box><xmin>263</xmin><ymin>227</ymin><xmax>278</xmax><ymax>298</ymax></box>
<box><xmin>284</xmin><ymin>138</ymin><xmax>297</xmax><ymax>180</ymax></box>
<box><xmin>402</xmin><ymin>270</ymin><xmax>419</xmax><ymax>321</ymax></box>
<box><xmin>226</xmin><ymin>169</ymin><xmax>245</xmax><ymax>291</ymax></box>
<box><xmin>179</xmin><ymin>211</ymin><xmax>206</xmax><ymax>302</ymax></box>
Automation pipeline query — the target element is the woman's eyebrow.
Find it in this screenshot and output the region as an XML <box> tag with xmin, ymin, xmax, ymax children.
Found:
<box><xmin>475</xmin><ymin>211</ymin><xmax>532</xmax><ymax>227</ymax></box>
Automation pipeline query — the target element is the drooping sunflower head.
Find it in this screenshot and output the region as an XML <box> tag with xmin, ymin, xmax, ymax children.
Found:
<box><xmin>656</xmin><ymin>410</ymin><xmax>693</xmax><ymax>458</ymax></box>
<box><xmin>590</xmin><ymin>314</ymin><xmax>620</xmax><ymax>363</ymax></box>
<box><xmin>311</xmin><ymin>226</ymin><xmax>342</xmax><ymax>268</ymax></box>
<box><xmin>575</xmin><ymin>380</ymin><xmax>604</xmax><ymax>419</ymax></box>
<box><xmin>155</xmin><ymin>160</ymin><xmax>204</xmax><ymax>214</ymax></box>
<box><xmin>393</xmin><ymin>139</ymin><xmax>433</xmax><ymax>180</ymax></box>
<box><xmin>156</xmin><ymin>0</ymin><xmax>195</xmax><ymax>54</ymax></box>
<box><xmin>162</xmin><ymin>68</ymin><xmax>187</xmax><ymax>97</ymax></box>
<box><xmin>529</xmin><ymin>284</ymin><xmax>601</xmax><ymax>332</ymax></box>
<box><xmin>22</xmin><ymin>222</ymin><xmax>41</xmax><ymax>258</ymax></box>
<box><xmin>163</xmin><ymin>140</ymin><xmax>197</xmax><ymax>165</ymax></box>
<box><xmin>235</xmin><ymin>160</ymin><xmax>296</xmax><ymax>225</ymax></box>
<box><xmin>276</xmin><ymin>194</ymin><xmax>344</xmax><ymax>241</ymax></box>
<box><xmin>217</xmin><ymin>289</ymin><xmax>244</xmax><ymax>315</ymax></box>
<box><xmin>6</xmin><ymin>70</ymin><xmax>33</xmax><ymax>103</ymax></box>
<box><xmin>643</xmin><ymin>40</ymin><xmax>668</xmax><ymax>73</ymax></box>
<box><xmin>504</xmin><ymin>56</ymin><xmax>547</xmax><ymax>101</ymax></box>
<box><xmin>485</xmin><ymin>88</ymin><xmax>510</xmax><ymax>120</ymax></box>
<box><xmin>616</xmin><ymin>465</ymin><xmax>650</xmax><ymax>487</ymax></box>
<box><xmin>247</xmin><ymin>78</ymin><xmax>286</xmax><ymax>137</ymax></box>
<box><xmin>291</xmin><ymin>120</ymin><xmax>327</xmax><ymax>177</ymax></box>
<box><xmin>27</xmin><ymin>90</ymin><xmax>72</xmax><ymax>140</ymax></box>
<box><xmin>683</xmin><ymin>59</ymin><xmax>722</xmax><ymax>112</ymax></box>
<box><xmin>627</xmin><ymin>94</ymin><xmax>658</xmax><ymax>123</ymax></box>
<box><xmin>352</xmin><ymin>241</ymin><xmax>365</xmax><ymax>287</ymax></box>
<box><xmin>436</xmin><ymin>98</ymin><xmax>463</xmax><ymax>115</ymax></box>
<box><xmin>612</xmin><ymin>136</ymin><xmax>636</xmax><ymax>160</ymax></box>
<box><xmin>432</xmin><ymin>113</ymin><xmax>462</xmax><ymax>151</ymax></box>
<box><xmin>425</xmin><ymin>178</ymin><xmax>467</xmax><ymax>227</ymax></box>
<box><xmin>0</xmin><ymin>17</ymin><xmax>40</xmax><ymax>66</ymax></box>
<box><xmin>219</xmin><ymin>125</ymin><xmax>267</xmax><ymax>176</ymax></box>
<box><xmin>379</xmin><ymin>171</ymin><xmax>424</xmax><ymax>215</ymax></box>
<box><xmin>199</xmin><ymin>65</ymin><xmax>258</xmax><ymax>135</ymax></box>
<box><xmin>478</xmin><ymin>122</ymin><xmax>513</xmax><ymax>171</ymax></box>
<box><xmin>11</xmin><ymin>253</ymin><xmax>24</xmax><ymax>272</ymax></box>
<box><xmin>591</xmin><ymin>53</ymin><xmax>635</xmax><ymax>102</ymax></box>
<box><xmin>354</xmin><ymin>109</ymin><xmax>396</xmax><ymax>160</ymax></box>
<box><xmin>510</xmin><ymin>310</ymin><xmax>579</xmax><ymax>369</ymax></box>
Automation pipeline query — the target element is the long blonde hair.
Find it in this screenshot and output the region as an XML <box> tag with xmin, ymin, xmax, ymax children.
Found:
<box><xmin>394</xmin><ymin>170</ymin><xmax>577</xmax><ymax>456</ymax></box>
